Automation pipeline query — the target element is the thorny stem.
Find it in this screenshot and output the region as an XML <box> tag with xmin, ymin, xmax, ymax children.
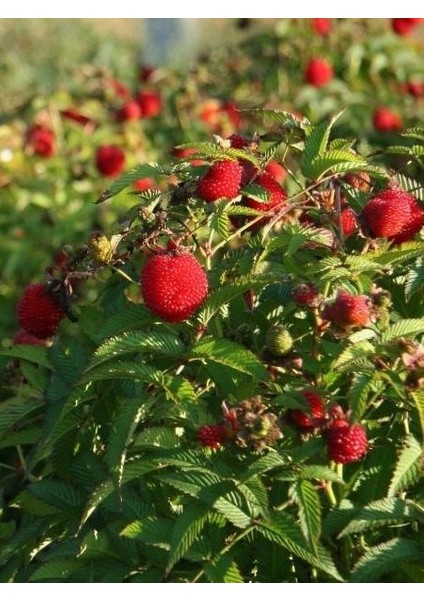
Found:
<box><xmin>190</xmin><ymin>525</ymin><xmax>255</xmax><ymax>583</ymax></box>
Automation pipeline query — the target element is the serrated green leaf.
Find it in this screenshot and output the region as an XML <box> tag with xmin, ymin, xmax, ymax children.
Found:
<box><xmin>259</xmin><ymin>512</ymin><xmax>344</xmax><ymax>581</ymax></box>
<box><xmin>339</xmin><ymin>498</ymin><xmax>424</xmax><ymax>537</ymax></box>
<box><xmin>402</xmin><ymin>128</ymin><xmax>424</xmax><ymax>142</ymax></box>
<box><xmin>381</xmin><ymin>319</ymin><xmax>424</xmax><ymax>343</ymax></box>
<box><xmin>243</xmin><ymin>108</ymin><xmax>310</xmax><ymax>129</ymax></box>
<box><xmin>97</xmin><ymin>304</ymin><xmax>153</xmax><ymax>340</ymax></box>
<box><xmin>0</xmin><ymin>346</ymin><xmax>52</xmax><ymax>368</ymax></box>
<box><xmin>135</xmin><ymin>426</ymin><xmax>180</xmax><ymax>449</ymax></box>
<box><xmin>120</xmin><ymin>517</ymin><xmax>172</xmax><ymax>549</ymax></box>
<box><xmin>332</xmin><ymin>341</ymin><xmax>375</xmax><ymax>371</ymax></box>
<box><xmin>190</xmin><ymin>337</ymin><xmax>267</xmax><ymax>380</ymax></box>
<box><xmin>0</xmin><ymin>396</ymin><xmax>44</xmax><ymax>436</ymax></box>
<box><xmin>28</xmin><ymin>479</ymin><xmax>84</xmax><ymax>509</ymax></box>
<box><xmin>205</xmin><ymin>555</ymin><xmax>244</xmax><ymax>583</ymax></box>
<box><xmin>349</xmin><ymin>372</ymin><xmax>384</xmax><ymax>421</ymax></box>
<box><xmin>90</xmin><ymin>330</ymin><xmax>185</xmax><ymax>368</ymax></box>
<box><xmin>98</xmin><ymin>163</ymin><xmax>168</xmax><ymax>202</ymax></box>
<box><xmin>298</xmin><ymin>465</ymin><xmax>344</xmax><ymax>484</ymax></box>
<box><xmin>106</xmin><ymin>397</ymin><xmax>144</xmax><ymax>481</ymax></box>
<box><xmin>293</xmin><ymin>479</ymin><xmax>322</xmax><ymax>551</ymax></box>
<box><xmin>167</xmin><ymin>503</ymin><xmax>210</xmax><ymax>573</ymax></box>
<box><xmin>241</xmin><ymin>451</ymin><xmax>288</xmax><ymax>481</ymax></box>
<box><xmin>411</xmin><ymin>391</ymin><xmax>424</xmax><ymax>439</ymax></box>
<box><xmin>350</xmin><ymin>538</ymin><xmax>423</xmax><ymax>583</ymax></box>
<box><xmin>368</xmin><ymin>241</ymin><xmax>424</xmax><ymax>267</ymax></box>
<box><xmin>388</xmin><ymin>435</ymin><xmax>423</xmax><ymax>496</ymax></box>
<box><xmin>29</xmin><ymin>557</ymin><xmax>80</xmax><ymax>581</ymax></box>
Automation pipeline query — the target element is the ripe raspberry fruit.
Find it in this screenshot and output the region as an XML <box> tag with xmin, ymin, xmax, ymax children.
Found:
<box><xmin>311</xmin><ymin>18</ymin><xmax>331</xmax><ymax>36</ymax></box>
<box><xmin>95</xmin><ymin>145</ymin><xmax>126</xmax><ymax>178</ymax></box>
<box><xmin>291</xmin><ymin>390</ymin><xmax>326</xmax><ymax>431</ymax></box>
<box><xmin>13</xmin><ymin>329</ymin><xmax>49</xmax><ymax>346</ymax></box>
<box><xmin>133</xmin><ymin>177</ymin><xmax>158</xmax><ymax>192</ymax></box>
<box><xmin>305</xmin><ymin>58</ymin><xmax>334</xmax><ymax>87</ymax></box>
<box><xmin>391</xmin><ymin>18</ymin><xmax>421</xmax><ymax>36</ymax></box>
<box><xmin>293</xmin><ymin>283</ymin><xmax>318</xmax><ymax>306</ymax></box>
<box><xmin>406</xmin><ymin>81</ymin><xmax>424</xmax><ymax>99</ymax></box>
<box><xmin>17</xmin><ymin>283</ymin><xmax>65</xmax><ymax>339</ymax></box>
<box><xmin>389</xmin><ymin>198</ymin><xmax>424</xmax><ymax>245</ymax></box>
<box><xmin>266</xmin><ymin>325</ymin><xmax>293</xmax><ymax>356</ymax></box>
<box><xmin>116</xmin><ymin>100</ymin><xmax>142</xmax><ymax>122</ymax></box>
<box><xmin>265</xmin><ymin>160</ymin><xmax>287</xmax><ymax>184</ymax></box>
<box><xmin>136</xmin><ymin>90</ymin><xmax>162</xmax><ymax>118</ymax></box>
<box><xmin>26</xmin><ymin>125</ymin><xmax>55</xmax><ymax>158</ymax></box>
<box><xmin>322</xmin><ymin>290</ymin><xmax>371</xmax><ymax>330</ymax></box>
<box><xmin>360</xmin><ymin>188</ymin><xmax>418</xmax><ymax>238</ymax></box>
<box><xmin>198</xmin><ymin>424</ymin><xmax>226</xmax><ymax>449</ymax></box>
<box><xmin>244</xmin><ymin>172</ymin><xmax>287</xmax><ymax>230</ymax></box>
<box><xmin>372</xmin><ymin>107</ymin><xmax>402</xmax><ymax>132</ymax></box>
<box><xmin>140</xmin><ymin>251</ymin><xmax>208</xmax><ymax>322</ymax></box>
<box><xmin>338</xmin><ymin>207</ymin><xmax>359</xmax><ymax>237</ymax></box>
<box><xmin>228</xmin><ymin>133</ymin><xmax>250</xmax><ymax>149</ymax></box>
<box><xmin>196</xmin><ymin>160</ymin><xmax>243</xmax><ymax>202</ymax></box>
<box><xmin>326</xmin><ymin>420</ymin><xmax>368</xmax><ymax>463</ymax></box>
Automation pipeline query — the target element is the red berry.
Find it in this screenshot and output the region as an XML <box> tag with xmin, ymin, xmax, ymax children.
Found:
<box><xmin>389</xmin><ymin>196</ymin><xmax>424</xmax><ymax>245</ymax></box>
<box><xmin>196</xmin><ymin>160</ymin><xmax>243</xmax><ymax>202</ymax></box>
<box><xmin>26</xmin><ymin>125</ymin><xmax>55</xmax><ymax>158</ymax></box>
<box><xmin>140</xmin><ymin>252</ymin><xmax>208</xmax><ymax>322</ymax></box>
<box><xmin>372</xmin><ymin>107</ymin><xmax>402</xmax><ymax>132</ymax></box>
<box><xmin>311</xmin><ymin>18</ymin><xmax>331</xmax><ymax>36</ymax></box>
<box><xmin>291</xmin><ymin>390</ymin><xmax>326</xmax><ymax>431</ymax></box>
<box><xmin>95</xmin><ymin>145</ymin><xmax>125</xmax><ymax>178</ymax></box>
<box><xmin>338</xmin><ymin>207</ymin><xmax>359</xmax><ymax>237</ymax></box>
<box><xmin>265</xmin><ymin>160</ymin><xmax>287</xmax><ymax>184</ymax></box>
<box><xmin>361</xmin><ymin>188</ymin><xmax>418</xmax><ymax>238</ymax></box>
<box><xmin>133</xmin><ymin>177</ymin><xmax>158</xmax><ymax>192</ymax></box>
<box><xmin>13</xmin><ymin>328</ymin><xmax>49</xmax><ymax>346</ymax></box>
<box><xmin>136</xmin><ymin>91</ymin><xmax>162</xmax><ymax>118</ymax></box>
<box><xmin>293</xmin><ymin>283</ymin><xmax>318</xmax><ymax>306</ymax></box>
<box><xmin>198</xmin><ymin>424</ymin><xmax>226</xmax><ymax>449</ymax></box>
<box><xmin>305</xmin><ymin>58</ymin><xmax>334</xmax><ymax>87</ymax></box>
<box><xmin>322</xmin><ymin>290</ymin><xmax>371</xmax><ymax>330</ymax></box>
<box><xmin>228</xmin><ymin>133</ymin><xmax>250</xmax><ymax>149</ymax></box>
<box><xmin>326</xmin><ymin>421</ymin><xmax>368</xmax><ymax>464</ymax></box>
<box><xmin>17</xmin><ymin>283</ymin><xmax>65</xmax><ymax>338</ymax></box>
<box><xmin>391</xmin><ymin>18</ymin><xmax>421</xmax><ymax>36</ymax></box>
<box><xmin>116</xmin><ymin>100</ymin><xmax>141</xmax><ymax>122</ymax></box>
<box><xmin>139</xmin><ymin>65</ymin><xmax>156</xmax><ymax>83</ymax></box>
<box><xmin>222</xmin><ymin>101</ymin><xmax>242</xmax><ymax>129</ymax></box>
<box><xmin>109</xmin><ymin>78</ymin><xmax>130</xmax><ymax>99</ymax></box>
<box><xmin>406</xmin><ymin>81</ymin><xmax>424</xmax><ymax>99</ymax></box>
<box><xmin>244</xmin><ymin>172</ymin><xmax>287</xmax><ymax>230</ymax></box>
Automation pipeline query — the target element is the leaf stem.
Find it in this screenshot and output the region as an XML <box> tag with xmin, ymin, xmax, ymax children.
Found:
<box><xmin>190</xmin><ymin>525</ymin><xmax>255</xmax><ymax>583</ymax></box>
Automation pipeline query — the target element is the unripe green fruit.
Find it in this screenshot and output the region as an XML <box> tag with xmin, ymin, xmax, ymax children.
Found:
<box><xmin>88</xmin><ymin>232</ymin><xmax>114</xmax><ymax>264</ymax></box>
<box><xmin>266</xmin><ymin>325</ymin><xmax>293</xmax><ymax>356</ymax></box>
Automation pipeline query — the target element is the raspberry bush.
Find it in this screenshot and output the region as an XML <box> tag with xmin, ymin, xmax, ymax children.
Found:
<box><xmin>1</xmin><ymin>106</ymin><xmax>424</xmax><ymax>583</ymax></box>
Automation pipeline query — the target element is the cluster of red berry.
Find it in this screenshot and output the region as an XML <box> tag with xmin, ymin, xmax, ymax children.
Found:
<box><xmin>198</xmin><ymin>391</ymin><xmax>368</xmax><ymax>465</ymax></box>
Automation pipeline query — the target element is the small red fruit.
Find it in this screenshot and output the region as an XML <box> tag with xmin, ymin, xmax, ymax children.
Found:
<box><xmin>360</xmin><ymin>188</ymin><xmax>418</xmax><ymax>238</ymax></box>
<box><xmin>293</xmin><ymin>283</ymin><xmax>318</xmax><ymax>306</ymax></box>
<box><xmin>116</xmin><ymin>100</ymin><xmax>142</xmax><ymax>122</ymax></box>
<box><xmin>13</xmin><ymin>329</ymin><xmax>49</xmax><ymax>346</ymax></box>
<box><xmin>311</xmin><ymin>18</ymin><xmax>331</xmax><ymax>36</ymax></box>
<box><xmin>265</xmin><ymin>160</ymin><xmax>287</xmax><ymax>184</ymax></box>
<box><xmin>95</xmin><ymin>145</ymin><xmax>126</xmax><ymax>178</ymax></box>
<box><xmin>228</xmin><ymin>133</ymin><xmax>250</xmax><ymax>149</ymax></box>
<box><xmin>17</xmin><ymin>283</ymin><xmax>65</xmax><ymax>338</ymax></box>
<box><xmin>222</xmin><ymin>101</ymin><xmax>242</xmax><ymax>129</ymax></box>
<box><xmin>305</xmin><ymin>58</ymin><xmax>334</xmax><ymax>88</ymax></box>
<box><xmin>137</xmin><ymin>91</ymin><xmax>162</xmax><ymax>118</ymax></box>
<box><xmin>406</xmin><ymin>81</ymin><xmax>424</xmax><ymax>99</ymax></box>
<box><xmin>291</xmin><ymin>390</ymin><xmax>326</xmax><ymax>431</ymax></box>
<box><xmin>196</xmin><ymin>160</ymin><xmax>243</xmax><ymax>202</ymax></box>
<box><xmin>338</xmin><ymin>207</ymin><xmax>359</xmax><ymax>237</ymax></box>
<box><xmin>391</xmin><ymin>18</ymin><xmax>422</xmax><ymax>36</ymax></box>
<box><xmin>389</xmin><ymin>195</ymin><xmax>424</xmax><ymax>245</ymax></box>
<box><xmin>140</xmin><ymin>251</ymin><xmax>208</xmax><ymax>322</ymax></box>
<box><xmin>322</xmin><ymin>290</ymin><xmax>371</xmax><ymax>330</ymax></box>
<box><xmin>326</xmin><ymin>420</ymin><xmax>368</xmax><ymax>464</ymax></box>
<box><xmin>244</xmin><ymin>172</ymin><xmax>287</xmax><ymax>230</ymax></box>
<box><xmin>198</xmin><ymin>424</ymin><xmax>226</xmax><ymax>449</ymax></box>
<box><xmin>133</xmin><ymin>177</ymin><xmax>158</xmax><ymax>192</ymax></box>
<box><xmin>372</xmin><ymin>107</ymin><xmax>402</xmax><ymax>132</ymax></box>
<box><xmin>26</xmin><ymin>125</ymin><xmax>55</xmax><ymax>158</ymax></box>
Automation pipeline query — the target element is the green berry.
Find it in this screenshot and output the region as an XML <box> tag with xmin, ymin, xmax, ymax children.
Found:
<box><xmin>266</xmin><ymin>325</ymin><xmax>293</xmax><ymax>356</ymax></box>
